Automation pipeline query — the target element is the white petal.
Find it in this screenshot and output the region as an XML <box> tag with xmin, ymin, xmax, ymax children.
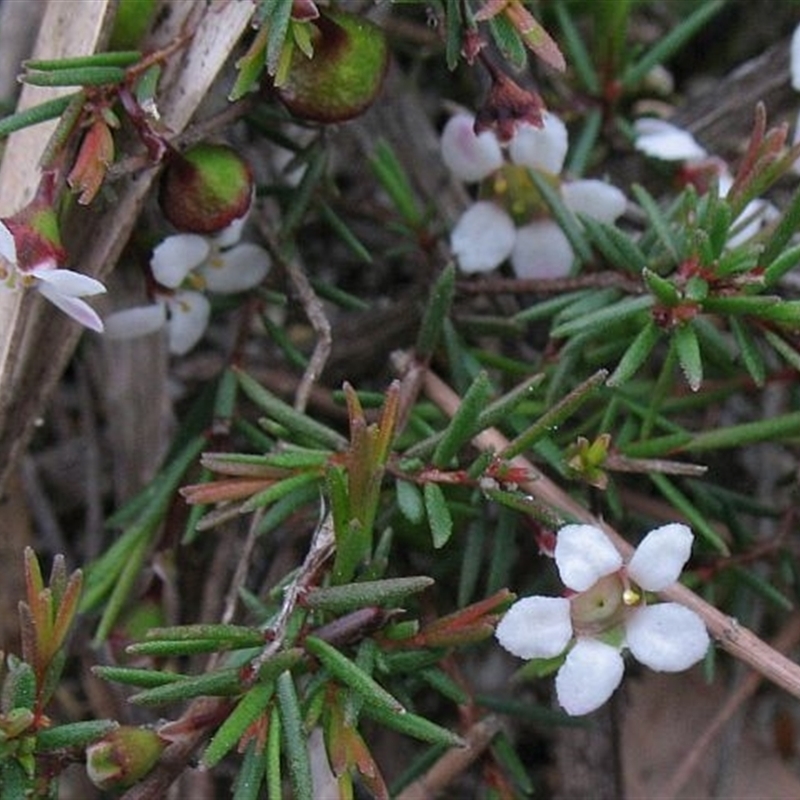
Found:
<box><xmin>727</xmin><ymin>199</ymin><xmax>779</xmax><ymax>248</ymax></box>
<box><xmin>212</xmin><ymin>206</ymin><xmax>250</xmax><ymax>248</ymax></box>
<box><xmin>104</xmin><ymin>304</ymin><xmax>167</xmax><ymax>339</ymax></box>
<box><xmin>555</xmin><ymin>524</ymin><xmax>623</xmax><ymax>592</ymax></box>
<box><xmin>451</xmin><ymin>202</ymin><xmax>516</xmax><ymax>273</ymax></box>
<box><xmin>627</xmin><ymin>523</ymin><xmax>693</xmax><ymax>592</ymax></box>
<box><xmin>634</xmin><ymin>118</ymin><xmax>707</xmax><ymax>161</ymax></box>
<box><xmin>200</xmin><ymin>243</ymin><xmax>271</xmax><ymax>293</ymax></box>
<box><xmin>440</xmin><ymin>113</ymin><xmax>503</xmax><ymax>183</ymax></box>
<box><xmin>495</xmin><ymin>596</ymin><xmax>573</xmax><ymax>660</ymax></box>
<box><xmin>151</xmin><ymin>234</ymin><xmax>210</xmax><ymax>288</ymax></box>
<box><xmin>562</xmin><ymin>180</ymin><xmax>627</xmax><ymax>224</ymax></box>
<box><xmin>509</xmin><ymin>113</ymin><xmax>568</xmax><ymax>174</ymax></box>
<box><xmin>511</xmin><ymin>221</ymin><xmax>574</xmax><ymax>280</ymax></box>
<box><xmin>0</xmin><ymin>221</ymin><xmax>17</xmax><ymax>263</ymax></box>
<box><xmin>625</xmin><ymin>603</ymin><xmax>709</xmax><ymax>672</ymax></box>
<box><xmin>555</xmin><ymin>638</ymin><xmax>624</xmax><ymax>716</ymax></box>
<box><xmin>31</xmin><ymin>267</ymin><xmax>106</xmax><ymax>297</ymax></box>
<box><xmin>165</xmin><ymin>290</ymin><xmax>210</xmax><ymax>355</ymax></box>
<box><xmin>792</xmin><ymin>24</ymin><xmax>800</xmax><ymax>91</ymax></box>
<box><xmin>791</xmin><ymin>111</ymin><xmax>800</xmax><ymax>176</ymax></box>
<box><xmin>36</xmin><ymin>283</ymin><xmax>104</xmax><ymax>332</ymax></box>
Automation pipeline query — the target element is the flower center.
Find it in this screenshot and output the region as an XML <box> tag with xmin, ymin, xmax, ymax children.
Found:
<box><xmin>479</xmin><ymin>164</ymin><xmax>557</xmax><ymax>226</ymax></box>
<box><xmin>0</xmin><ymin>254</ymin><xmax>17</xmax><ymax>289</ymax></box>
<box><xmin>570</xmin><ymin>573</ymin><xmax>626</xmax><ymax>636</ymax></box>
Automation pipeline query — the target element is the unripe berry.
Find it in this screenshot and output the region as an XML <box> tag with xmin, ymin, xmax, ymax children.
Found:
<box><xmin>158</xmin><ymin>144</ymin><xmax>253</xmax><ymax>234</ymax></box>
<box><xmin>86</xmin><ymin>726</ymin><xmax>165</xmax><ymax>790</ymax></box>
<box><xmin>276</xmin><ymin>11</ymin><xmax>389</xmax><ymax>123</ymax></box>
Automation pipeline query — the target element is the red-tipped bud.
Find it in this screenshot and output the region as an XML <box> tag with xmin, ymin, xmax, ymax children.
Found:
<box><xmin>3</xmin><ymin>204</ymin><xmax>65</xmax><ymax>272</ymax></box>
<box><xmin>68</xmin><ymin>119</ymin><xmax>115</xmax><ymax>205</ymax></box>
<box><xmin>475</xmin><ymin>70</ymin><xmax>545</xmax><ymax>144</ymax></box>
<box><xmin>158</xmin><ymin>143</ymin><xmax>253</xmax><ymax>234</ymax></box>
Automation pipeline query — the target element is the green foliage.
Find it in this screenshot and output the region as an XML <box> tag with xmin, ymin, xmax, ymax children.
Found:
<box><xmin>5</xmin><ymin>1</ymin><xmax>800</xmax><ymax>797</ymax></box>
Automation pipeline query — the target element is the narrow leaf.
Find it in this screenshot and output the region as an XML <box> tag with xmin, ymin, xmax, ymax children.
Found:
<box><xmin>361</xmin><ymin>702</ymin><xmax>464</xmax><ymax>748</ymax></box>
<box><xmin>607</xmin><ymin>320</ymin><xmax>660</xmax><ymax>386</ymax></box>
<box><xmin>528</xmin><ymin>171</ymin><xmax>592</xmax><ymax>263</ymax></box>
<box><xmin>130</xmin><ymin>668</ymin><xmax>242</xmax><ymax>705</ymax></box>
<box><xmin>276</xmin><ymin>671</ymin><xmax>314</xmax><ymax>800</ymax></box>
<box><xmin>502</xmin><ymin>369</ymin><xmax>608</xmax><ymax>459</ymax></box>
<box><xmin>730</xmin><ymin>317</ymin><xmax>765</xmax><ymax>386</ymax></box>
<box><xmin>622</xmin><ymin>0</ymin><xmax>725</xmax><ymax>88</ymax></box>
<box><xmin>674</xmin><ymin>324</ymin><xmax>702</xmax><ymax>391</ymax></box>
<box><xmin>235</xmin><ymin>368</ymin><xmax>347</xmax><ymax>450</ymax></box>
<box><xmin>204</xmin><ymin>683</ymin><xmax>274</xmax><ymax>768</ymax></box>
<box><xmin>21</xmin><ymin>66</ymin><xmax>127</xmax><ymax>86</ymax></box>
<box><xmin>416</xmin><ymin>264</ymin><xmax>456</xmax><ymax>361</ymax></box>
<box><xmin>24</xmin><ymin>51</ymin><xmax>141</xmax><ymax>70</ymax></box>
<box><xmin>632</xmin><ymin>184</ymin><xmax>681</xmax><ymax>262</ymax></box>
<box><xmin>304</xmin><ymin>636</ymin><xmax>405</xmax><ymax>714</ymax></box>
<box><xmin>304</xmin><ymin>577</ymin><xmax>434</xmax><ymax>613</ymax></box>
<box><xmin>36</xmin><ymin>720</ymin><xmax>117</xmax><ymax>750</ymax></box>
<box><xmin>0</xmin><ymin>93</ymin><xmax>79</xmax><ymax>138</ymax></box>
<box><xmin>433</xmin><ymin>371</ymin><xmax>493</xmax><ymax>467</ymax></box>
<box><xmin>423</xmin><ymin>482</ymin><xmax>453</xmax><ymax>549</ymax></box>
<box><xmin>92</xmin><ymin>665</ymin><xmax>187</xmax><ymax>688</ymax></box>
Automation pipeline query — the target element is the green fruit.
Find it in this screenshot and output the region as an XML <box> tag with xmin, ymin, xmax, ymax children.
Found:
<box><xmin>277</xmin><ymin>11</ymin><xmax>389</xmax><ymax>123</ymax></box>
<box><xmin>86</xmin><ymin>726</ymin><xmax>165</xmax><ymax>790</ymax></box>
<box><xmin>159</xmin><ymin>143</ymin><xmax>253</xmax><ymax>234</ymax></box>
<box><xmin>109</xmin><ymin>0</ymin><xmax>158</xmax><ymax>49</ymax></box>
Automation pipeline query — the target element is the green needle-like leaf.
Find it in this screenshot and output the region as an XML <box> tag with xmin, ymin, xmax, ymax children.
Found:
<box><xmin>24</xmin><ymin>51</ymin><xmax>141</xmax><ymax>70</ymax></box>
<box><xmin>550</xmin><ymin>295</ymin><xmax>653</xmax><ymax>339</ymax></box>
<box><xmin>304</xmin><ymin>636</ymin><xmax>405</xmax><ymax>714</ymax></box>
<box><xmin>204</xmin><ymin>683</ymin><xmax>274</xmax><ymax>768</ymax></box>
<box><xmin>304</xmin><ymin>576</ymin><xmax>434</xmax><ymax>613</ymax></box>
<box><xmin>361</xmin><ymin>702</ymin><xmax>465</xmax><ymax>748</ymax></box>
<box><xmin>622</xmin><ymin>0</ymin><xmax>725</xmax><ymax>88</ymax></box>
<box><xmin>529</xmin><ymin>171</ymin><xmax>592</xmax><ymax>264</ymax></box>
<box><xmin>92</xmin><ymin>665</ymin><xmax>187</xmax><ymax>689</ymax></box>
<box><xmin>0</xmin><ymin>93</ymin><xmax>80</xmax><ymax>137</ymax></box>
<box><xmin>502</xmin><ymin>370</ymin><xmax>608</xmax><ymax>459</ymax></box>
<box><xmin>36</xmin><ymin>720</ymin><xmax>118</xmax><ymax>751</ymax></box>
<box><xmin>235</xmin><ymin>368</ymin><xmax>347</xmax><ymax>450</ymax></box>
<box><xmin>276</xmin><ymin>671</ymin><xmax>313</xmax><ymax>800</ymax></box>
<box><xmin>607</xmin><ymin>320</ymin><xmax>660</xmax><ymax>386</ymax></box>
<box><xmin>433</xmin><ymin>371</ymin><xmax>493</xmax><ymax>467</ymax></box>
<box><xmin>730</xmin><ymin>317</ymin><xmax>765</xmax><ymax>387</ymax></box>
<box><xmin>423</xmin><ymin>482</ymin><xmax>453</xmax><ymax>549</ymax></box>
<box><xmin>130</xmin><ymin>668</ymin><xmax>242</xmax><ymax>705</ymax></box>
<box><xmin>674</xmin><ymin>323</ymin><xmax>703</xmax><ymax>392</ymax></box>
<box><xmin>21</xmin><ymin>66</ymin><xmax>127</xmax><ymax>86</ymax></box>
<box><xmin>416</xmin><ymin>264</ymin><xmax>456</xmax><ymax>361</ymax></box>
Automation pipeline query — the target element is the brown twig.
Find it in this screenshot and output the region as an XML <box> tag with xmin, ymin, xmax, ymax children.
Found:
<box><xmin>456</xmin><ymin>271</ymin><xmax>643</xmax><ymax>296</ymax></box>
<box><xmin>255</xmin><ymin>211</ymin><xmax>332</xmax><ymax>414</ymax></box>
<box><xmin>395</xmin><ymin>715</ymin><xmax>504</xmax><ymax>800</ymax></box>
<box><xmin>662</xmin><ymin>612</ymin><xmax>800</xmax><ymax>799</ymax></box>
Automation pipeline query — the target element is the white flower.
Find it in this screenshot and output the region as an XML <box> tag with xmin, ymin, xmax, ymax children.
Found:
<box><xmin>105</xmin><ymin>216</ymin><xmax>270</xmax><ymax>355</ymax></box>
<box><xmin>634</xmin><ymin>120</ymin><xmax>779</xmax><ymax>245</ymax></box>
<box><xmin>495</xmin><ymin>523</ymin><xmax>709</xmax><ymax>716</ymax></box>
<box><xmin>632</xmin><ymin>118</ymin><xmax>708</xmax><ymax>161</ymax></box>
<box><xmin>791</xmin><ymin>23</ymin><xmax>800</xmax><ymax>92</ymax></box>
<box><xmin>0</xmin><ymin>220</ymin><xmax>106</xmax><ymax>332</ymax></box>
<box><xmin>441</xmin><ymin>113</ymin><xmax>626</xmax><ymax>278</ymax></box>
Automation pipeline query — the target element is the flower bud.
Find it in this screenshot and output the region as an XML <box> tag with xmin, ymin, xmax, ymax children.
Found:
<box><xmin>86</xmin><ymin>725</ymin><xmax>165</xmax><ymax>790</ymax></box>
<box><xmin>158</xmin><ymin>143</ymin><xmax>254</xmax><ymax>234</ymax></box>
<box><xmin>276</xmin><ymin>11</ymin><xmax>389</xmax><ymax>123</ymax></box>
<box><xmin>3</xmin><ymin>205</ymin><xmax>65</xmax><ymax>273</ymax></box>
